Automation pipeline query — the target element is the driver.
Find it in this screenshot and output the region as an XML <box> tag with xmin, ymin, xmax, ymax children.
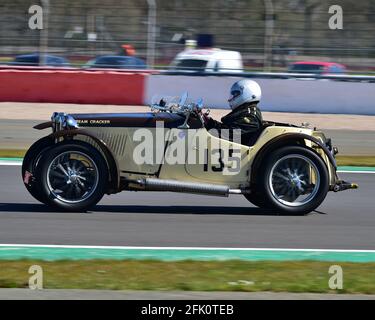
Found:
<box><xmin>204</xmin><ymin>79</ymin><xmax>263</xmax><ymax>145</ymax></box>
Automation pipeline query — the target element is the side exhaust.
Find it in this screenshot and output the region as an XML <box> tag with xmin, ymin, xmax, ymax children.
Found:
<box><xmin>332</xmin><ymin>180</ymin><xmax>359</xmax><ymax>192</ymax></box>
<box><xmin>129</xmin><ymin>178</ymin><xmax>247</xmax><ymax>197</ymax></box>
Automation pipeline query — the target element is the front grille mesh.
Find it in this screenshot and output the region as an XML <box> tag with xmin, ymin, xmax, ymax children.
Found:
<box><xmin>77</xmin><ymin>132</ymin><xmax>127</xmax><ymax>158</ymax></box>
<box><xmin>95</xmin><ymin>132</ymin><xmax>127</xmax><ymax>157</ymax></box>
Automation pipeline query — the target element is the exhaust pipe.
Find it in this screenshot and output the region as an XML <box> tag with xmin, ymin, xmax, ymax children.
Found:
<box><xmin>137</xmin><ymin>178</ymin><xmax>230</xmax><ymax>197</ymax></box>
<box><xmin>332</xmin><ymin>180</ymin><xmax>359</xmax><ymax>192</ymax></box>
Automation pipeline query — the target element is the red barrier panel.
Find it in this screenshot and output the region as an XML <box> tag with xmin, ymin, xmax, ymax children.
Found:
<box><xmin>0</xmin><ymin>69</ymin><xmax>145</xmax><ymax>105</ymax></box>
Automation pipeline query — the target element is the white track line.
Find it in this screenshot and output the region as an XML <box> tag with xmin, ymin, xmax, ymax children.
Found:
<box><xmin>0</xmin><ymin>161</ymin><xmax>22</xmax><ymax>166</ymax></box>
<box><xmin>338</xmin><ymin>170</ymin><xmax>375</xmax><ymax>174</ymax></box>
<box><xmin>0</xmin><ymin>244</ymin><xmax>374</xmax><ymax>253</ymax></box>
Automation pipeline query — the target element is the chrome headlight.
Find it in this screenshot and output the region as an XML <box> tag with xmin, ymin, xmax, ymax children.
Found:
<box><xmin>51</xmin><ymin>112</ymin><xmax>78</xmax><ymax>133</ymax></box>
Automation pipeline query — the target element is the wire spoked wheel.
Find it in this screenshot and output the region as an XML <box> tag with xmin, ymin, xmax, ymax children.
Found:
<box><xmin>38</xmin><ymin>141</ymin><xmax>108</xmax><ymax>212</ymax></box>
<box><xmin>259</xmin><ymin>146</ymin><xmax>329</xmax><ymax>215</ymax></box>
<box><xmin>269</xmin><ymin>154</ymin><xmax>320</xmax><ymax>207</ymax></box>
<box><xmin>47</xmin><ymin>151</ymin><xmax>99</xmax><ymax>204</ymax></box>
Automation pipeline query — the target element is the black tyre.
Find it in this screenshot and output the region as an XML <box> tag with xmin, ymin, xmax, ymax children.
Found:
<box><xmin>259</xmin><ymin>146</ymin><xmax>329</xmax><ymax>215</ymax></box>
<box><xmin>36</xmin><ymin>141</ymin><xmax>108</xmax><ymax>212</ymax></box>
<box><xmin>22</xmin><ymin>137</ymin><xmax>53</xmax><ymax>204</ymax></box>
<box><xmin>244</xmin><ymin>192</ymin><xmax>269</xmax><ymax>209</ymax></box>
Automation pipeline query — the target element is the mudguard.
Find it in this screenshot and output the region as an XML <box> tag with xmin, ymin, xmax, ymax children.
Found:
<box><xmin>22</xmin><ymin>135</ymin><xmax>55</xmax><ymax>203</ymax></box>
<box><xmin>251</xmin><ymin>132</ymin><xmax>337</xmax><ymax>182</ymax></box>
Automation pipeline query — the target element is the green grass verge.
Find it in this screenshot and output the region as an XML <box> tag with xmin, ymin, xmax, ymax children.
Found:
<box><xmin>1</xmin><ymin>259</ymin><xmax>374</xmax><ymax>294</ymax></box>
<box><xmin>0</xmin><ymin>149</ymin><xmax>26</xmax><ymax>158</ymax></box>
<box><xmin>335</xmin><ymin>156</ymin><xmax>375</xmax><ymax>167</ymax></box>
<box><xmin>1</xmin><ymin>149</ymin><xmax>375</xmax><ymax>167</ymax></box>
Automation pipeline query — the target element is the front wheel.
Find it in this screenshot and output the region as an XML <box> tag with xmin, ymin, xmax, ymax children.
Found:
<box><xmin>22</xmin><ymin>136</ymin><xmax>55</xmax><ymax>204</ymax></box>
<box><xmin>36</xmin><ymin>141</ymin><xmax>109</xmax><ymax>212</ymax></box>
<box><xmin>259</xmin><ymin>146</ymin><xmax>329</xmax><ymax>215</ymax></box>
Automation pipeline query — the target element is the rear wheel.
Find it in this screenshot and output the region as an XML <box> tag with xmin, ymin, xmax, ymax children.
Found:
<box><xmin>37</xmin><ymin>141</ymin><xmax>108</xmax><ymax>212</ymax></box>
<box><xmin>259</xmin><ymin>146</ymin><xmax>329</xmax><ymax>215</ymax></box>
<box><xmin>244</xmin><ymin>192</ymin><xmax>269</xmax><ymax>209</ymax></box>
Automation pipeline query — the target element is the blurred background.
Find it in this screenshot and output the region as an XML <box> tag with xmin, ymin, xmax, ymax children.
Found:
<box><xmin>0</xmin><ymin>0</ymin><xmax>374</xmax><ymax>74</ymax></box>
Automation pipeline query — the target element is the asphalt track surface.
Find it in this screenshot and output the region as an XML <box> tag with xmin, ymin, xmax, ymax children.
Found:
<box><xmin>0</xmin><ymin>166</ymin><xmax>374</xmax><ymax>250</ymax></box>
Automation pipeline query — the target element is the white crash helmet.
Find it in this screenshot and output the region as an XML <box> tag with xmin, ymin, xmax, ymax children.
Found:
<box><xmin>228</xmin><ymin>79</ymin><xmax>262</xmax><ymax>110</ymax></box>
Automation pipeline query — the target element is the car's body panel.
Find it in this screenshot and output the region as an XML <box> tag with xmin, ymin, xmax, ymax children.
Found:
<box><xmin>34</xmin><ymin>114</ymin><xmax>339</xmax><ymax>191</ymax></box>
<box><xmin>71</xmin><ymin>112</ymin><xmax>202</xmax><ymax>129</ymax></box>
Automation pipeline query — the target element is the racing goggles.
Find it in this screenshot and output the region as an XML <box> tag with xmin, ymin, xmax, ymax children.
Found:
<box><xmin>228</xmin><ymin>89</ymin><xmax>241</xmax><ymax>102</ymax></box>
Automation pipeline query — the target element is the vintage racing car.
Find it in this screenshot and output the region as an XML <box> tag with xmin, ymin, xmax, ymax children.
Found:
<box><xmin>22</xmin><ymin>93</ymin><xmax>357</xmax><ymax>215</ymax></box>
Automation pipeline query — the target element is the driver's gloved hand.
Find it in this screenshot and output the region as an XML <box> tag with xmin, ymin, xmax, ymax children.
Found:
<box><xmin>204</xmin><ymin>115</ymin><xmax>216</xmax><ymax>129</ymax></box>
<box><xmin>201</xmin><ymin>112</ymin><xmax>210</xmax><ymax>123</ymax></box>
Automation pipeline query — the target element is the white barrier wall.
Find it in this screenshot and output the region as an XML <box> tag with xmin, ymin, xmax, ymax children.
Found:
<box><xmin>145</xmin><ymin>75</ymin><xmax>375</xmax><ymax>115</ymax></box>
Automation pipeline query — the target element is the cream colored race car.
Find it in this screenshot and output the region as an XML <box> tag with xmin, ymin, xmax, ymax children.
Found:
<box><xmin>22</xmin><ymin>93</ymin><xmax>357</xmax><ymax>215</ymax></box>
